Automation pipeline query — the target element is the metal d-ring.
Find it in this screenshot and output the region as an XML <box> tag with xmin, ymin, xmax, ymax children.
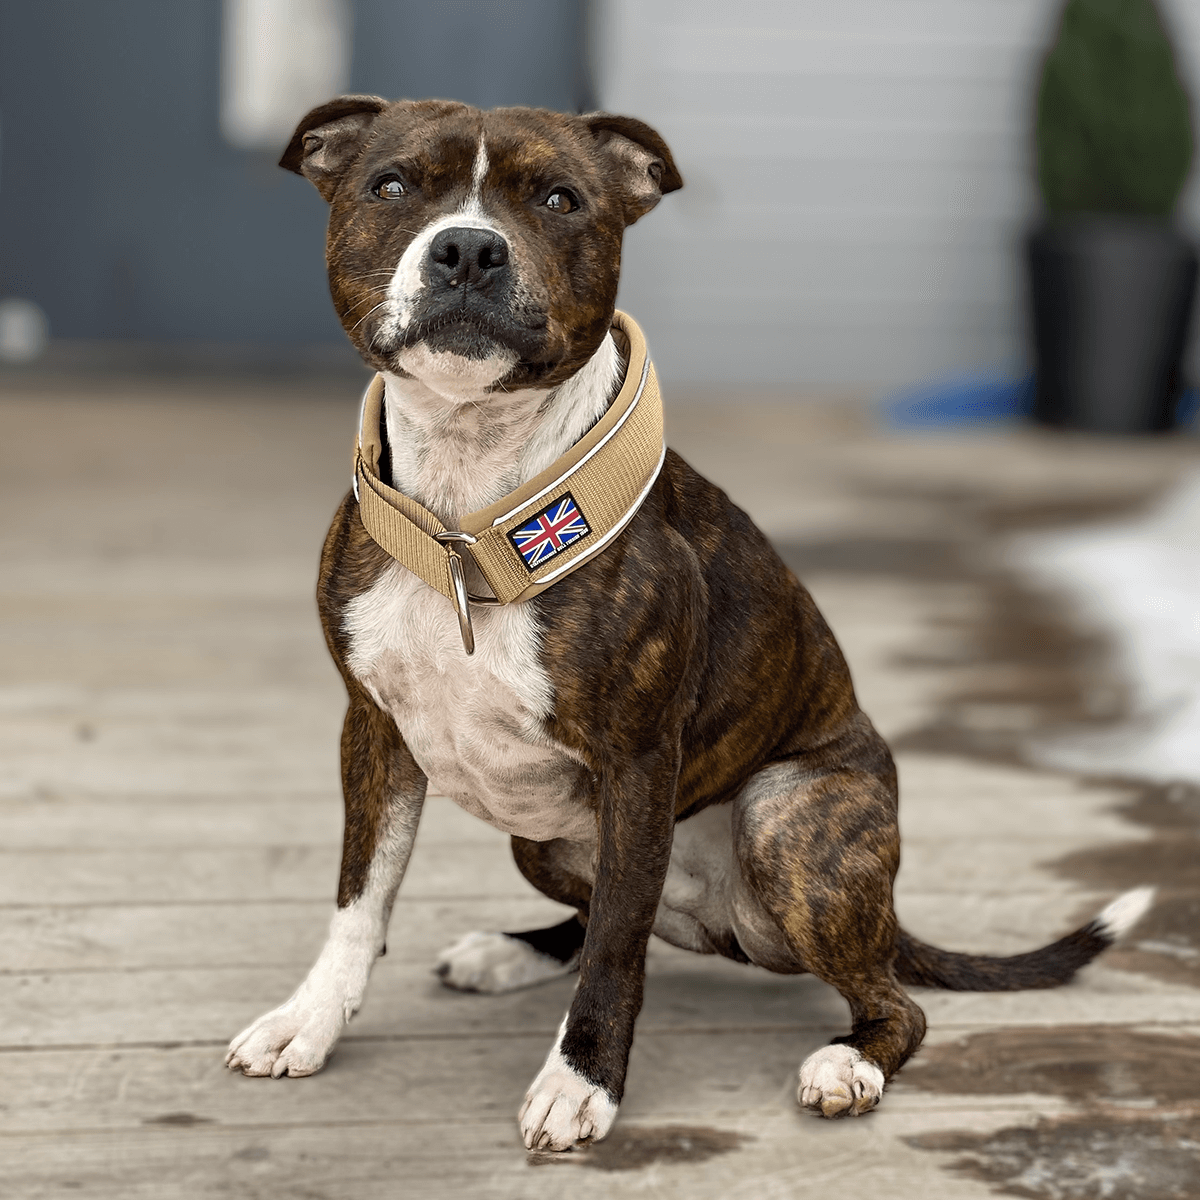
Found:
<box><xmin>434</xmin><ymin>531</ymin><xmax>501</xmax><ymax>655</ymax></box>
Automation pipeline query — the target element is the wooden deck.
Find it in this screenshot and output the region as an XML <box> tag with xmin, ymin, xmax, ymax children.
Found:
<box><xmin>3</xmin><ymin>374</ymin><xmax>1199</xmax><ymax>1198</ymax></box>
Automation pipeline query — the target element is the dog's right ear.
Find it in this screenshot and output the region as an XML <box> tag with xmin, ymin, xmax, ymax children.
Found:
<box><xmin>280</xmin><ymin>95</ymin><xmax>387</xmax><ymax>202</ymax></box>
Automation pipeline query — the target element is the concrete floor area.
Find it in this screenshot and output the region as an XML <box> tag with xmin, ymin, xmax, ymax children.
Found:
<box><xmin>2</xmin><ymin>373</ymin><xmax>1199</xmax><ymax>1198</ymax></box>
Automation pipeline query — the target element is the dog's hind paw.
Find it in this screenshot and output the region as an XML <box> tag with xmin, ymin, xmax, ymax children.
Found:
<box><xmin>797</xmin><ymin>1044</ymin><xmax>885</xmax><ymax>1118</ymax></box>
<box><xmin>435</xmin><ymin>931</ymin><xmax>578</xmax><ymax>994</ymax></box>
<box><xmin>224</xmin><ymin>1001</ymin><xmax>344</xmax><ymax>1079</ymax></box>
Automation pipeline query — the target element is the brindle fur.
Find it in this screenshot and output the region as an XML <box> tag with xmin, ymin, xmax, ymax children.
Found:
<box><xmin>281</xmin><ymin>97</ymin><xmax>679</xmax><ymax>389</ymax></box>
<box><xmin>279</xmin><ymin>96</ymin><xmax>1128</xmax><ymax>1128</ymax></box>
<box><xmin>315</xmin><ymin>449</ymin><xmax>926</xmax><ymax>1094</ymax></box>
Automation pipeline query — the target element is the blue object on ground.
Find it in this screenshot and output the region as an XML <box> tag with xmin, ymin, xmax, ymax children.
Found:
<box><xmin>882</xmin><ymin>373</ymin><xmax>1035</xmax><ymax>429</ymax></box>
<box><xmin>1177</xmin><ymin>387</ymin><xmax>1200</xmax><ymax>426</ymax></box>
<box><xmin>883</xmin><ymin>375</ymin><xmax>1199</xmax><ymax>430</ymax></box>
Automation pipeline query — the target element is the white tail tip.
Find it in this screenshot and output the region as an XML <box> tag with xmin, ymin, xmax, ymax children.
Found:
<box><xmin>1096</xmin><ymin>886</ymin><xmax>1156</xmax><ymax>941</ymax></box>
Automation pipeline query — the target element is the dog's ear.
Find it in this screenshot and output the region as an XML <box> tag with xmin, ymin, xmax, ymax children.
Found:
<box><xmin>584</xmin><ymin>113</ymin><xmax>683</xmax><ymax>225</ymax></box>
<box><xmin>280</xmin><ymin>95</ymin><xmax>388</xmax><ymax>202</ymax></box>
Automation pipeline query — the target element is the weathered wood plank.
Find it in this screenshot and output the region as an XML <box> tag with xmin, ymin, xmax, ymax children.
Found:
<box><xmin>0</xmin><ymin>840</ymin><xmax>533</xmax><ymax>906</ymax></box>
<box><xmin>0</xmin><ymin>757</ymin><xmax>1141</xmax><ymax>846</ymax></box>
<box><xmin>0</xmin><ymin>896</ymin><xmax>573</xmax><ymax>972</ymax></box>
<box><xmin>0</xmin><ymin>688</ymin><xmax>342</xmax><ymax>799</ymax></box>
<box><xmin>0</xmin><ymin>1029</ymin><xmax>843</xmax><ymax>1133</ymax></box>
<box><xmin>0</xmin><ymin>795</ymin><xmax>343</xmax><ymax>850</ymax></box>
<box><xmin>4</xmin><ymin>385</ymin><xmax>1199</xmax><ymax>1199</ymax></box>
<box><xmin>0</xmin><ymin>889</ymin><xmax>1115</xmax><ymax>973</ymax></box>
<box><xmin>0</xmin><ymin>794</ymin><xmax>515</xmax><ymax>850</ymax></box>
<box><xmin>0</xmin><ymin>947</ymin><xmax>850</xmax><ymax>1049</ymax></box>
<box><xmin>0</xmin><ymin>833</ymin><xmax>1118</xmax><ymax>906</ymax></box>
<box><xmin>0</xmin><ymin>1109</ymin><xmax>993</xmax><ymax>1200</ymax></box>
<box><xmin>3</xmin><ymin>938</ymin><xmax>1194</xmax><ymax>1053</ymax></box>
<box><xmin>892</xmin><ymin>754</ymin><xmax>1142</xmax><ymax>842</ymax></box>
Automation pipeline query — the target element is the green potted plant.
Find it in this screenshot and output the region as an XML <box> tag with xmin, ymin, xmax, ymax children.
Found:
<box><xmin>1030</xmin><ymin>0</ymin><xmax>1197</xmax><ymax>431</ymax></box>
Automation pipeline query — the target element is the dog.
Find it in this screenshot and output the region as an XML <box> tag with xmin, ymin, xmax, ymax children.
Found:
<box><xmin>224</xmin><ymin>95</ymin><xmax>1153</xmax><ymax>1151</ymax></box>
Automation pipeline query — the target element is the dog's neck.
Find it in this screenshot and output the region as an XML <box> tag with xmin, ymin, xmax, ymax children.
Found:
<box><xmin>380</xmin><ymin>335</ymin><xmax>623</xmax><ymax>527</ymax></box>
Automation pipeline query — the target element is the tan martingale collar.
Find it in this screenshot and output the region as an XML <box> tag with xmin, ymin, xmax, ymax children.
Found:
<box><xmin>353</xmin><ymin>310</ymin><xmax>666</xmax><ymax>653</ymax></box>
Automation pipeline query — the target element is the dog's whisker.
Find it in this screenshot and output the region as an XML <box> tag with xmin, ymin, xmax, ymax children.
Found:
<box><xmin>342</xmin><ymin>271</ymin><xmax>397</xmax><ymax>286</ymax></box>
<box><xmin>350</xmin><ymin>300</ymin><xmax>389</xmax><ymax>332</ymax></box>
<box><xmin>342</xmin><ymin>289</ymin><xmax>388</xmax><ymax>315</ymax></box>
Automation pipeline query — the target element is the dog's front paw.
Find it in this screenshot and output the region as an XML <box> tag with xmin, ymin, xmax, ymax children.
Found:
<box><xmin>435</xmin><ymin>931</ymin><xmax>577</xmax><ymax>994</ymax></box>
<box><xmin>519</xmin><ymin>1056</ymin><xmax>618</xmax><ymax>1151</ymax></box>
<box><xmin>224</xmin><ymin>1000</ymin><xmax>346</xmax><ymax>1079</ymax></box>
<box><xmin>797</xmin><ymin>1043</ymin><xmax>884</xmax><ymax>1118</ymax></box>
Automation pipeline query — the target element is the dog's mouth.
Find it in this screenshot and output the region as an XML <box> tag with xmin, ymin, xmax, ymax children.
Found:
<box><xmin>373</xmin><ymin>306</ymin><xmax>548</xmax><ymax>364</ymax></box>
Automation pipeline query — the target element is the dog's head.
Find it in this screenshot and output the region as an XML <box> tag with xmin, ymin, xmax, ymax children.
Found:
<box><xmin>282</xmin><ymin>97</ymin><xmax>681</xmax><ymax>394</ymax></box>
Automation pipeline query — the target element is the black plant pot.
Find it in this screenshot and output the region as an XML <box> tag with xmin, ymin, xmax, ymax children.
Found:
<box><xmin>1028</xmin><ymin>216</ymin><xmax>1197</xmax><ymax>432</ymax></box>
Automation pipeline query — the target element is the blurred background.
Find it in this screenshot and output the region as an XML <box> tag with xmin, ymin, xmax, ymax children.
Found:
<box><xmin>2</xmin><ymin>0</ymin><xmax>1198</xmax><ymax>396</ymax></box>
<box><xmin>5</xmin><ymin>4</ymin><xmax>1200</xmax><ymax>1196</ymax></box>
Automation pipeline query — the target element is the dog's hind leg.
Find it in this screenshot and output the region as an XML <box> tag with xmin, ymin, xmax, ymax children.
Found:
<box><xmin>226</xmin><ymin>682</ymin><xmax>426</xmax><ymax>1078</ymax></box>
<box><xmin>435</xmin><ymin>837</ymin><xmax>590</xmax><ymax>993</ymax></box>
<box><xmin>736</xmin><ymin>755</ymin><xmax>926</xmax><ymax>1118</ymax></box>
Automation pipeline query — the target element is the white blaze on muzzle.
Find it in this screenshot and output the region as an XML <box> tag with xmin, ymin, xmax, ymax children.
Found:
<box><xmin>385</xmin><ymin>212</ymin><xmax>511</xmax><ymax>332</ymax></box>
<box><xmin>383</xmin><ymin>135</ymin><xmax>502</xmax><ymax>333</ymax></box>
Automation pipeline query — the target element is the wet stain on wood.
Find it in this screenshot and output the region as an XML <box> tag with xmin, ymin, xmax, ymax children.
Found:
<box><xmin>902</xmin><ymin>1025</ymin><xmax>1200</xmax><ymax>1104</ymax></box>
<box><xmin>527</xmin><ymin>1124</ymin><xmax>751</xmax><ymax>1171</ymax></box>
<box><xmin>902</xmin><ymin>1025</ymin><xmax>1200</xmax><ymax>1199</ymax></box>
<box><xmin>913</xmin><ymin>1116</ymin><xmax>1200</xmax><ymax>1200</ymax></box>
<box><xmin>780</xmin><ymin>512</ymin><xmax>1127</xmax><ymax>768</ymax></box>
<box><xmin>141</xmin><ymin>1111</ymin><xmax>214</xmax><ymax>1126</ymax></box>
<box><xmin>777</xmin><ymin>481</ymin><xmax>1200</xmax><ymax>1195</ymax></box>
<box><xmin>783</xmin><ymin>481</ymin><xmax>1200</xmax><ymax>990</ymax></box>
<box><xmin>1055</xmin><ymin>780</ymin><xmax>1200</xmax><ymax>988</ymax></box>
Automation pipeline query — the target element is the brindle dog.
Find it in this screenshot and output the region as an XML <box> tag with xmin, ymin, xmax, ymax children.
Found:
<box><xmin>225</xmin><ymin>96</ymin><xmax>1151</xmax><ymax>1151</ymax></box>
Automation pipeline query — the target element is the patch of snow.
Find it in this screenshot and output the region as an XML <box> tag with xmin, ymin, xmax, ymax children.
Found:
<box><xmin>1012</xmin><ymin>468</ymin><xmax>1200</xmax><ymax>784</ymax></box>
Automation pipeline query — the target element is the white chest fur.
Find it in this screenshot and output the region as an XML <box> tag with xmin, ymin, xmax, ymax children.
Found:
<box><xmin>339</xmin><ymin>335</ymin><xmax>622</xmax><ymax>844</ymax></box>
<box><xmin>344</xmin><ymin>562</ymin><xmax>594</xmax><ymax>841</ymax></box>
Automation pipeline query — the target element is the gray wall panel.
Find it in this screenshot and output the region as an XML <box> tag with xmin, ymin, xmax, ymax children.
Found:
<box><xmin>597</xmin><ymin>0</ymin><xmax>1200</xmax><ymax>388</ymax></box>
<box><xmin>0</xmin><ymin>0</ymin><xmax>590</xmax><ymax>348</ymax></box>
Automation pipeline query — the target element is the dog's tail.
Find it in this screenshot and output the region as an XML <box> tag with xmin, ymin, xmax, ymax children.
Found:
<box><xmin>894</xmin><ymin>886</ymin><xmax>1154</xmax><ymax>991</ymax></box>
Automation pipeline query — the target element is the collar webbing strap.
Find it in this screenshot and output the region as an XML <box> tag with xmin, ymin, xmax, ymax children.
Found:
<box><xmin>353</xmin><ymin>310</ymin><xmax>665</xmax><ymax>609</ymax></box>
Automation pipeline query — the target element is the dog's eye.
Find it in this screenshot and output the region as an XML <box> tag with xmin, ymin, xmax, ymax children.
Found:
<box><xmin>375</xmin><ymin>177</ymin><xmax>406</xmax><ymax>200</ymax></box>
<box><xmin>545</xmin><ymin>189</ymin><xmax>578</xmax><ymax>214</ymax></box>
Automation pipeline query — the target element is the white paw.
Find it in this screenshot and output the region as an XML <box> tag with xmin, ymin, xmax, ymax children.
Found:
<box><xmin>519</xmin><ymin>1038</ymin><xmax>618</xmax><ymax>1151</ymax></box>
<box><xmin>435</xmin><ymin>931</ymin><xmax>578</xmax><ymax>994</ymax></box>
<box><xmin>797</xmin><ymin>1043</ymin><xmax>885</xmax><ymax>1118</ymax></box>
<box><xmin>224</xmin><ymin>999</ymin><xmax>347</xmax><ymax>1079</ymax></box>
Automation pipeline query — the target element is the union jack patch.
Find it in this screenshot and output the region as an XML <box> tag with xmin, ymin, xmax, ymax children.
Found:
<box><xmin>509</xmin><ymin>494</ymin><xmax>591</xmax><ymax>570</ymax></box>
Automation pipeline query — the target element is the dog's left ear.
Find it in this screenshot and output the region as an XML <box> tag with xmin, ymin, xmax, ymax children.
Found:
<box><xmin>584</xmin><ymin>113</ymin><xmax>683</xmax><ymax>225</ymax></box>
<box><xmin>280</xmin><ymin>95</ymin><xmax>388</xmax><ymax>202</ymax></box>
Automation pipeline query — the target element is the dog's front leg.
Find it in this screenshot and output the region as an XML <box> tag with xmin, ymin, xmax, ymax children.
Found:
<box><xmin>226</xmin><ymin>684</ymin><xmax>426</xmax><ymax>1078</ymax></box>
<box><xmin>519</xmin><ymin>749</ymin><xmax>677</xmax><ymax>1150</ymax></box>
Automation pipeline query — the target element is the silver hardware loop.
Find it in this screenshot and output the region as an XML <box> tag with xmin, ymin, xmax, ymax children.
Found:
<box><xmin>443</xmin><ymin>547</ymin><xmax>475</xmax><ymax>654</ymax></box>
<box><xmin>434</xmin><ymin>531</ymin><xmax>502</xmax><ymax>654</ymax></box>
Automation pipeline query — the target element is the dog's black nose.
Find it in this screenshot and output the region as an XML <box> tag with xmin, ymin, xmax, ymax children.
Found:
<box><xmin>428</xmin><ymin>226</ymin><xmax>510</xmax><ymax>291</ymax></box>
